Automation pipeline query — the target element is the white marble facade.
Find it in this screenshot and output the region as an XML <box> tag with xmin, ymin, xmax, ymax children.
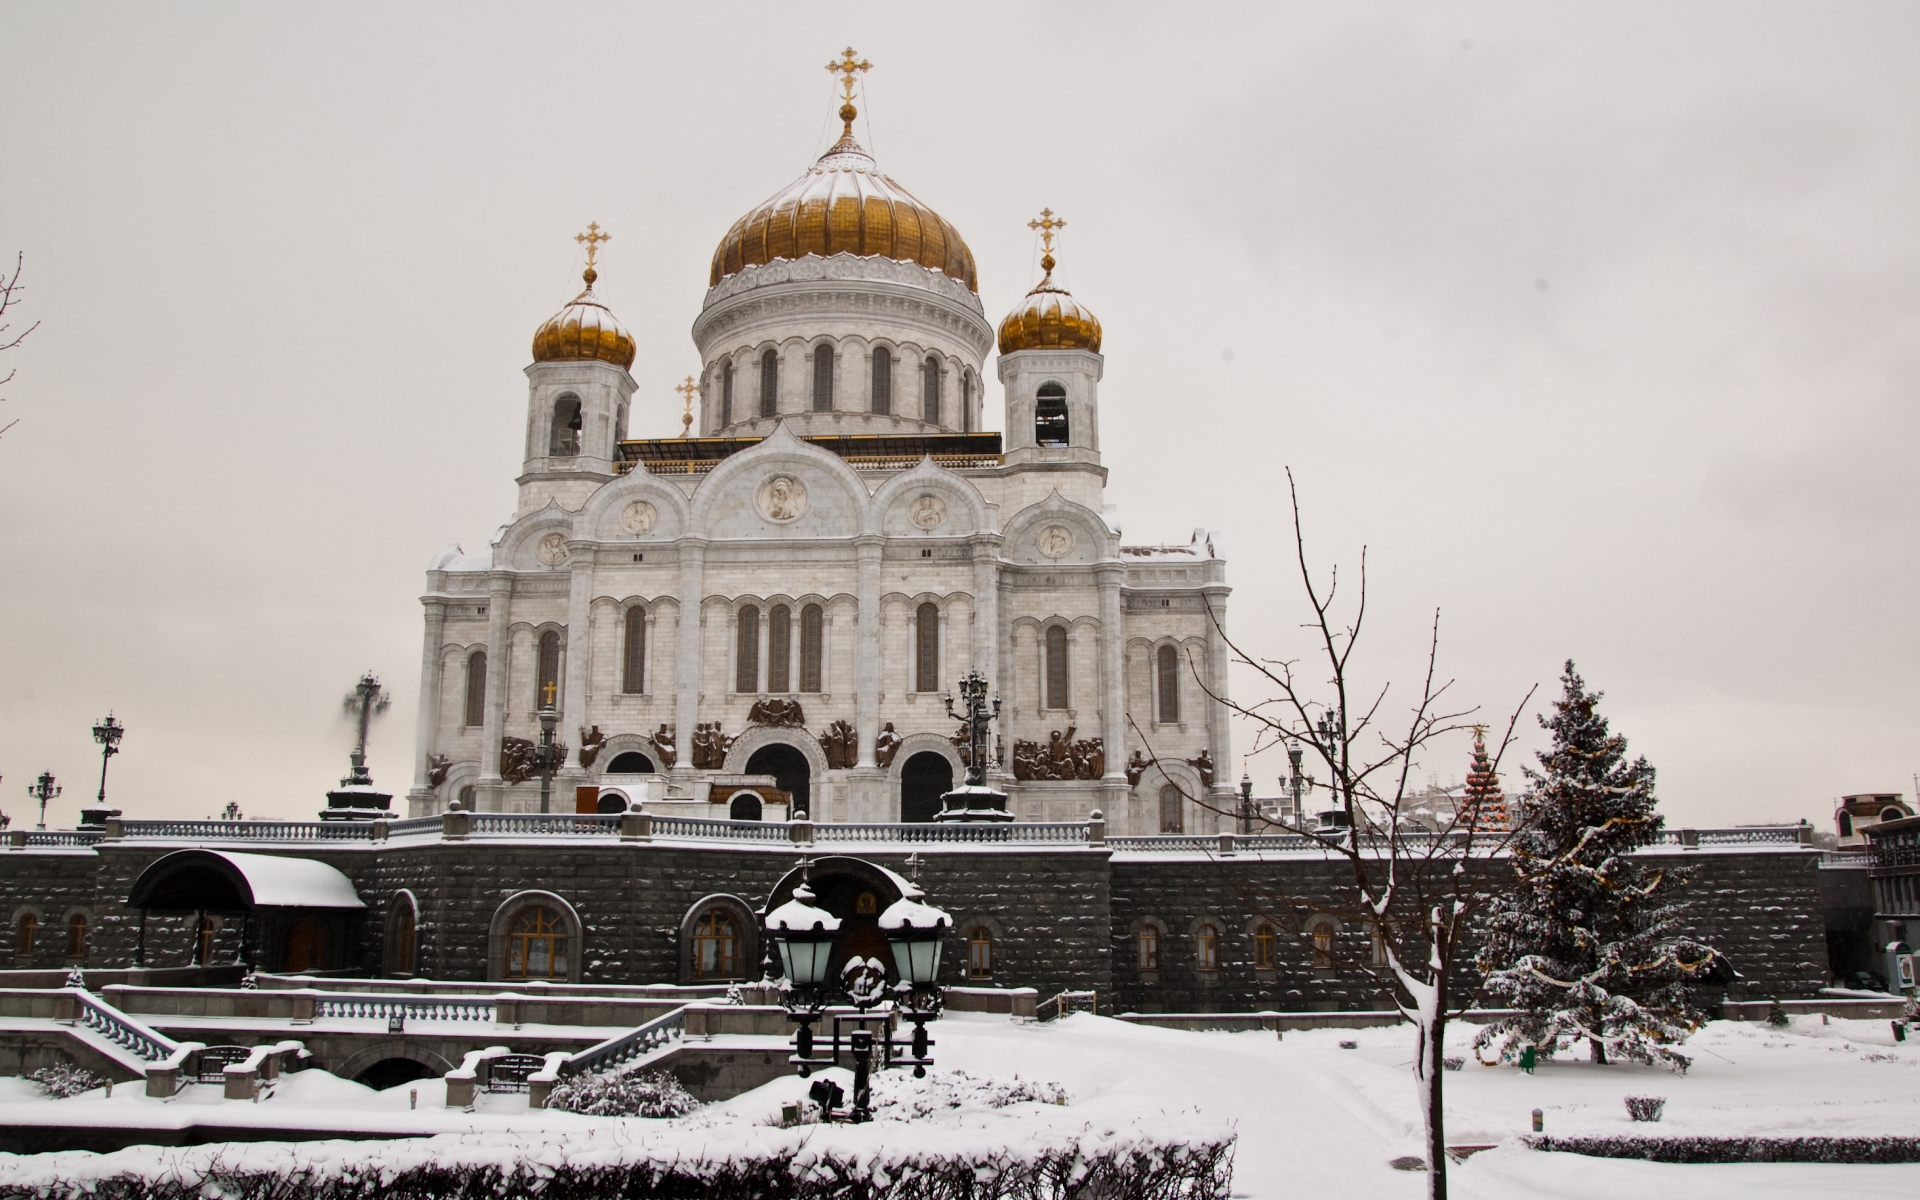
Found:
<box><xmin>407</xmin><ymin>214</ymin><xmax>1232</xmax><ymax>837</ymax></box>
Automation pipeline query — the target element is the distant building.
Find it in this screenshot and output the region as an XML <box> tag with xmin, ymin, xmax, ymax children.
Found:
<box><xmin>1834</xmin><ymin>793</ymin><xmax>1914</xmax><ymax>849</ymax></box>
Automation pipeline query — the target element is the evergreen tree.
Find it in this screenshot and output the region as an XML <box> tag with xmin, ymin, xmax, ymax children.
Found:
<box><xmin>1475</xmin><ymin>661</ymin><xmax>1714</xmax><ymax>1071</ymax></box>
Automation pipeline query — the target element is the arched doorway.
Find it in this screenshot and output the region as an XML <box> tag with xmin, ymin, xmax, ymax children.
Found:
<box><xmin>900</xmin><ymin>752</ymin><xmax>952</xmax><ymax>823</ymax></box>
<box><xmin>729</xmin><ymin>791</ymin><xmax>763</xmax><ymax>821</ymax></box>
<box><xmin>282</xmin><ymin>916</ymin><xmax>328</xmax><ymax>973</ymax></box>
<box><xmin>355</xmin><ymin>1057</ymin><xmax>436</xmax><ymax>1091</ymax></box>
<box><xmin>605</xmin><ymin>751</ymin><xmax>655</xmax><ymax>774</ymax></box>
<box><xmin>745</xmin><ymin>743</ymin><xmax>810</xmax><ymax>814</ymax></box>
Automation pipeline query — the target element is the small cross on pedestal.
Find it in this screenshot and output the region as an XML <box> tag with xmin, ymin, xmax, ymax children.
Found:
<box><xmin>1028</xmin><ymin>208</ymin><xmax>1066</xmax><ymax>281</ymax></box>
<box><xmin>541</xmin><ymin>680</ymin><xmax>559</xmax><ymax>708</ymax></box>
<box><xmin>825</xmin><ymin>47</ymin><xmax>871</xmax><ymax>135</ymax></box>
<box><xmin>573</xmin><ymin>222</ymin><xmax>611</xmax><ymax>289</ymax></box>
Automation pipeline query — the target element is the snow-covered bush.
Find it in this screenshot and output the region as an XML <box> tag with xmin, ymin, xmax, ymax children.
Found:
<box><xmin>545</xmin><ymin>1069</ymin><xmax>699</xmax><ymax>1118</ymax></box>
<box><xmin>870</xmin><ymin>1068</ymin><xmax>1067</xmax><ymax>1120</ymax></box>
<box><xmin>1623</xmin><ymin>1095</ymin><xmax>1665</xmax><ymax>1122</ymax></box>
<box><xmin>1766</xmin><ymin>1000</ymin><xmax>1789</xmax><ymax>1028</ymax></box>
<box><xmin>27</xmin><ymin>1064</ymin><xmax>106</xmax><ymax>1098</ymax></box>
<box><xmin>1526</xmin><ymin>1135</ymin><xmax>1920</xmax><ymax>1164</ymax></box>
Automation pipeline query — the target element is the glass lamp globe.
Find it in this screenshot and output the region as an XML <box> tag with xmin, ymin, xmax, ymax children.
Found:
<box><xmin>879</xmin><ymin>896</ymin><xmax>951</xmax><ymax>985</ymax></box>
<box><xmin>764</xmin><ymin>883</ymin><xmax>841</xmax><ymax>986</ymax></box>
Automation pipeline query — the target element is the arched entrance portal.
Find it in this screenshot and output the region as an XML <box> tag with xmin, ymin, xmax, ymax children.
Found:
<box><xmin>900</xmin><ymin>752</ymin><xmax>952</xmax><ymax>823</ymax></box>
<box><xmin>355</xmin><ymin>1057</ymin><xmax>436</xmax><ymax>1091</ymax></box>
<box><xmin>605</xmin><ymin>751</ymin><xmax>655</xmax><ymax>774</ymax></box>
<box><xmin>745</xmin><ymin>743</ymin><xmax>810</xmax><ymax>814</ymax></box>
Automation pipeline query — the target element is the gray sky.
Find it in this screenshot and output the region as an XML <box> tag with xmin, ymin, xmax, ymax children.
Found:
<box><xmin>2</xmin><ymin>3</ymin><xmax>1914</xmax><ymax>827</ymax></box>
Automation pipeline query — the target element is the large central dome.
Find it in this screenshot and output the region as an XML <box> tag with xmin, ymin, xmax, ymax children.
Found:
<box><xmin>708</xmin><ymin>132</ymin><xmax>979</xmax><ymax>293</ymax></box>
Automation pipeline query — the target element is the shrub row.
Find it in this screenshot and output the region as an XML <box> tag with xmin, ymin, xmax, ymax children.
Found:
<box><xmin>1525</xmin><ymin>1135</ymin><xmax>1920</xmax><ymax>1164</ymax></box>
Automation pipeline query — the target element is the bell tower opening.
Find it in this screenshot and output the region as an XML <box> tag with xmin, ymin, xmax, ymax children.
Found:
<box><xmin>549</xmin><ymin>395</ymin><xmax>582</xmax><ymax>456</ymax></box>
<box><xmin>1035</xmin><ymin>383</ymin><xmax>1068</xmax><ymax>445</ymax></box>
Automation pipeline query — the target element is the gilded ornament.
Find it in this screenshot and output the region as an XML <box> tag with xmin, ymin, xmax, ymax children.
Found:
<box><xmin>533</xmin><ymin>223</ymin><xmax>636</xmax><ymax>369</ymax></box>
<box><xmin>997</xmin><ymin>208</ymin><xmax>1102</xmax><ymax>354</ymax></box>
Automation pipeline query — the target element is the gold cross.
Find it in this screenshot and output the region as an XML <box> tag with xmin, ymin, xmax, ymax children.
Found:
<box><xmin>675</xmin><ymin>375</ymin><xmax>699</xmax><ymax>438</ymax></box>
<box><xmin>574</xmin><ymin>222</ymin><xmax>611</xmax><ymax>269</ymax></box>
<box><xmin>1029</xmin><ymin>208</ymin><xmax>1066</xmax><ymax>279</ymax></box>
<box><xmin>827</xmin><ymin>47</ymin><xmax>870</xmax><ymax>104</ymax></box>
<box><xmin>541</xmin><ymin>680</ymin><xmax>559</xmax><ymax>706</ymax></box>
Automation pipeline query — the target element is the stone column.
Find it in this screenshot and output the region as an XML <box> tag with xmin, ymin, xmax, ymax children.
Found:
<box><xmin>561</xmin><ymin>551</ymin><xmax>594</xmax><ymax>770</ymax></box>
<box><xmin>1203</xmin><ymin>585</ymin><xmax>1233</xmax><ymax>799</ymax></box>
<box><xmin>675</xmin><ymin>539</ymin><xmax>707</xmax><ymax>779</ymax></box>
<box><xmin>479</xmin><ymin>573</ymin><xmax>514</xmax><ymax>788</ymax></box>
<box><xmin>970</xmin><ymin>535</ymin><xmax>1001</xmax><ymax>690</ymax></box>
<box><xmin>409</xmin><ymin>595</ymin><xmax>447</xmax><ymax>798</ymax></box>
<box><xmin>1097</xmin><ymin>564</ymin><xmax>1127</xmax><ymax>780</ymax></box>
<box><xmin>854</xmin><ymin>536</ymin><xmax>882</xmax><ymax>766</ymax></box>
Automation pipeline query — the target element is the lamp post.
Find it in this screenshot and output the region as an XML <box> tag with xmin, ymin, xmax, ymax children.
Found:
<box><xmin>534</xmin><ymin>700</ymin><xmax>563</xmax><ymax>814</ymax></box>
<box><xmin>765</xmin><ymin>872</ymin><xmax>842</xmax><ymax>1072</ymax></box>
<box><xmin>1238</xmin><ymin>765</ymin><xmax>1254</xmax><ymax>836</ymax></box>
<box><xmin>92</xmin><ymin>713</ymin><xmax>124</xmax><ymax>808</ymax></box>
<box><xmin>881</xmin><ymin>892</ymin><xmax>951</xmax><ymax>1078</ymax></box>
<box><xmin>27</xmin><ymin>771</ymin><xmax>61</xmax><ymax>831</ymax></box>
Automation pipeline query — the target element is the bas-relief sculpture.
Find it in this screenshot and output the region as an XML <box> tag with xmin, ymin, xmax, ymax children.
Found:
<box><xmin>758</xmin><ymin>475</ymin><xmax>807</xmax><ymax>522</ymax></box>
<box><xmin>620</xmin><ymin>500</ymin><xmax>657</xmax><ymax>535</ymax></box>
<box><xmin>691</xmin><ymin>722</ymin><xmax>735</xmax><ymax>770</ymax></box>
<box><xmin>873</xmin><ymin>722</ymin><xmax>902</xmax><ymax>769</ymax></box>
<box><xmin>819</xmin><ymin>719</ymin><xmax>858</xmax><ymax>770</ymax></box>
<box><xmin>747</xmin><ymin>698</ymin><xmax>805</xmax><ymax>728</ymax></box>
<box><xmin>1011</xmin><ymin>728</ymin><xmax>1105</xmax><ymax>782</ymax></box>
<box><xmin>647</xmin><ymin>724</ymin><xmax>677</xmax><ymax>769</ymax></box>
<box><xmin>577</xmin><ymin>725</ymin><xmax>607</xmax><ymax>771</ymax></box>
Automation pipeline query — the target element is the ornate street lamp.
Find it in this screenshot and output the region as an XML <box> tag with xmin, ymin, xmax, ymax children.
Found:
<box><xmin>81</xmin><ymin>713</ymin><xmax>126</xmax><ymax>828</ymax></box>
<box><xmin>1238</xmin><ymin>764</ymin><xmax>1254</xmax><ymax>836</ymax></box>
<box><xmin>323</xmin><ymin>673</ymin><xmax>394</xmax><ymax>820</ymax></box>
<box><xmin>764</xmin><ymin>875</ymin><xmax>841</xmax><ymax>1070</ymax></box>
<box><xmin>881</xmin><ymin>893</ymin><xmax>950</xmax><ymax>1077</ymax></box>
<box><xmin>27</xmin><ymin>771</ymin><xmax>61</xmax><ymax>831</ymax></box>
<box><xmin>938</xmin><ymin>670</ymin><xmax>1010</xmax><ymax>822</ymax></box>
<box><xmin>535</xmin><ymin>700</ymin><xmax>563</xmax><ymax>814</ymax></box>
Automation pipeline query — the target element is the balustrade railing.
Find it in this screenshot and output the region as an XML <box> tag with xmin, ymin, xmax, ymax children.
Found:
<box><xmin>561</xmin><ymin>1005</ymin><xmax>687</xmax><ymax>1077</ymax></box>
<box><xmin>23</xmin><ymin>830</ymin><xmax>103</xmax><ymax>847</ymax></box>
<box><xmin>652</xmin><ymin>816</ymin><xmax>791</xmax><ymax>842</ymax></box>
<box><xmin>118</xmin><ymin>819</ymin><xmax>376</xmax><ymax>841</ymax></box>
<box><xmin>812</xmin><ymin>821</ymin><xmax>1089</xmax><ymax>844</ymax></box>
<box><xmin>73</xmin><ymin>990</ymin><xmax>178</xmax><ymax>1063</ymax></box>
<box><xmin>468</xmin><ymin>813</ymin><xmax>621</xmax><ymax>837</ymax></box>
<box><xmin>385</xmin><ymin>816</ymin><xmax>446</xmax><ymax>838</ymax></box>
<box><xmin>314</xmin><ymin>994</ymin><xmax>495</xmax><ymax>1023</ymax></box>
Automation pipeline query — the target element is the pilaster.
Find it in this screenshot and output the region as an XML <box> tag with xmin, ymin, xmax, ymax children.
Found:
<box><xmin>855</xmin><ymin>535</ymin><xmax>883</xmax><ymax>768</ymax></box>
<box><xmin>409</xmin><ymin>595</ymin><xmax>447</xmax><ymax>799</ymax></box>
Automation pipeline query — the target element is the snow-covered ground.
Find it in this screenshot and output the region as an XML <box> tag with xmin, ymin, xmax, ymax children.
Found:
<box><xmin>4</xmin><ymin>1012</ymin><xmax>1919</xmax><ymax>1197</ymax></box>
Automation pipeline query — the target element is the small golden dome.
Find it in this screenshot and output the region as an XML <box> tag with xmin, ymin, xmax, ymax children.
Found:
<box><xmin>709</xmin><ymin>134</ymin><xmax>978</xmax><ymax>292</ymax></box>
<box><xmin>997</xmin><ymin>264</ymin><xmax>1102</xmax><ymax>355</ymax></box>
<box><xmin>532</xmin><ymin>265</ymin><xmax>636</xmax><ymax>369</ymax></box>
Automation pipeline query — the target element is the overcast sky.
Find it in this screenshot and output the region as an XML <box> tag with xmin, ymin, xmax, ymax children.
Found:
<box><xmin>2</xmin><ymin>3</ymin><xmax>1915</xmax><ymax>828</ymax></box>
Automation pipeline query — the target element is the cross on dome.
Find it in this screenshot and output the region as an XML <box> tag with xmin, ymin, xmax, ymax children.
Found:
<box><xmin>674</xmin><ymin>375</ymin><xmax>699</xmax><ymax>438</ymax></box>
<box><xmin>573</xmin><ymin>222</ymin><xmax>611</xmax><ymax>290</ymax></box>
<box><xmin>826</xmin><ymin>47</ymin><xmax>871</xmax><ymax>136</ymax></box>
<box><xmin>1029</xmin><ymin>208</ymin><xmax>1067</xmax><ymax>280</ymax></box>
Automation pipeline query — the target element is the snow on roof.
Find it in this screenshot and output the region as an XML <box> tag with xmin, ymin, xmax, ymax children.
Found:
<box><xmin>209</xmin><ymin>851</ymin><xmax>365</xmax><ymax>909</ymax></box>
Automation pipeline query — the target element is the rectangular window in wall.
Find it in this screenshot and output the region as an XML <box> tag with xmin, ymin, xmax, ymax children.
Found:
<box><xmin>736</xmin><ymin>607</ymin><xmax>760</xmax><ymax>693</ymax></box>
<box><xmin>622</xmin><ymin>608</ymin><xmax>645</xmax><ymax>694</ymax></box>
<box><xmin>800</xmin><ymin>604</ymin><xmax>824</xmax><ymax>693</ymax></box>
<box><xmin>768</xmin><ymin>605</ymin><xmax>791</xmax><ymax>693</ymax></box>
<box><xmin>536</xmin><ymin>632</ymin><xmax>561</xmax><ymax>709</ymax></box>
<box><xmin>915</xmin><ymin>603</ymin><xmax>939</xmax><ymax>692</ymax></box>
<box><xmin>1045</xmin><ymin>625</ymin><xmax>1069</xmax><ymax>709</ymax></box>
<box><xmin>464</xmin><ymin>651</ymin><xmax>487</xmax><ymax>727</ymax></box>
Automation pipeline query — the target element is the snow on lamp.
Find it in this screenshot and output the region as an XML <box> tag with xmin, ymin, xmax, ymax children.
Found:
<box><xmin>765</xmin><ymin>883</ymin><xmax>840</xmax><ymax>988</ymax></box>
<box><xmin>880</xmin><ymin>895</ymin><xmax>950</xmax><ymax>986</ymax></box>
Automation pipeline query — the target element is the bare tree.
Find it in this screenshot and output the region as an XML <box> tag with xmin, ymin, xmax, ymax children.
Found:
<box><xmin>1134</xmin><ymin>469</ymin><xmax>1539</xmax><ymax>1200</ymax></box>
<box><xmin>0</xmin><ymin>251</ymin><xmax>38</xmax><ymax>439</ymax></box>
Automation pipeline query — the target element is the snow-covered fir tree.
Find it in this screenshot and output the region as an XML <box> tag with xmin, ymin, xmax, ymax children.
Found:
<box><xmin>1475</xmin><ymin>661</ymin><xmax>1714</xmax><ymax>1071</ymax></box>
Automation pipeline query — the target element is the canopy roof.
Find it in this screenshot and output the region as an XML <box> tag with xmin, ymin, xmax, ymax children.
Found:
<box><xmin>129</xmin><ymin>849</ymin><xmax>366</xmax><ymax>912</ymax></box>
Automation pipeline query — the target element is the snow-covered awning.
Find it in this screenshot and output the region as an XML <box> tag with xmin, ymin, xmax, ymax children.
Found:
<box><xmin>129</xmin><ymin>849</ymin><xmax>366</xmax><ymax>912</ymax></box>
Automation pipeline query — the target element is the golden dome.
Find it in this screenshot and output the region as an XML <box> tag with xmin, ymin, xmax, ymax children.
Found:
<box><xmin>997</xmin><ymin>262</ymin><xmax>1102</xmax><ymax>355</ymax></box>
<box><xmin>709</xmin><ymin>133</ymin><xmax>978</xmax><ymax>292</ymax></box>
<box><xmin>532</xmin><ymin>265</ymin><xmax>636</xmax><ymax>369</ymax></box>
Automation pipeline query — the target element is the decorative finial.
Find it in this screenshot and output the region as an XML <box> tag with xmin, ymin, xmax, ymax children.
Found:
<box><xmin>675</xmin><ymin>375</ymin><xmax>699</xmax><ymax>438</ymax></box>
<box><xmin>574</xmin><ymin>222</ymin><xmax>611</xmax><ymax>290</ymax></box>
<box><xmin>1028</xmin><ymin>208</ymin><xmax>1066</xmax><ymax>282</ymax></box>
<box><xmin>826</xmin><ymin>47</ymin><xmax>871</xmax><ymax>137</ymax></box>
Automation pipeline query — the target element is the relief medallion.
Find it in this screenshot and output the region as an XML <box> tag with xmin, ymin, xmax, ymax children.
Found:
<box><xmin>1037</xmin><ymin>524</ymin><xmax>1074</xmax><ymax>558</ymax></box>
<box><xmin>910</xmin><ymin>493</ymin><xmax>947</xmax><ymax>530</ymax></box>
<box><xmin>758</xmin><ymin>475</ymin><xmax>808</xmax><ymax>522</ymax></box>
<box><xmin>620</xmin><ymin>500</ymin><xmax>658</xmax><ymax>535</ymax></box>
<box><xmin>536</xmin><ymin>532</ymin><xmax>571</xmax><ymax>566</ymax></box>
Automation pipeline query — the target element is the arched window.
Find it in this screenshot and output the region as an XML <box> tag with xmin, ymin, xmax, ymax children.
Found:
<box><xmin>1159</xmin><ymin>785</ymin><xmax>1184</xmax><ymax>834</ymax></box>
<box><xmin>622</xmin><ymin>607</ymin><xmax>645</xmax><ymax>694</ymax></box>
<box><xmin>915</xmin><ymin>602</ymin><xmax>940</xmax><ymax>693</ymax></box>
<box><xmin>1884</xmin><ymin>808</ymin><xmax>1908</xmax><ymax>824</ymax></box>
<box><xmin>1137</xmin><ymin>926</ymin><xmax>1158</xmax><ymax>971</ymax></box>
<box><xmin>388</xmin><ymin>901</ymin><xmax>417</xmax><ymax>976</ymax></box>
<box><xmin>1839</xmin><ymin>810</ymin><xmax>1854</xmax><ymax>837</ymax></box>
<box><xmin>967</xmin><ymin>927</ymin><xmax>993</xmax><ymax>979</ymax></box>
<box><xmin>1044</xmin><ymin>625</ymin><xmax>1069</xmax><ymax>709</ymax></box>
<box><xmin>800</xmin><ymin>604</ymin><xmax>824</xmax><ymax>693</ymax></box>
<box><xmin>1157</xmin><ymin>644</ymin><xmax>1181</xmax><ymax>723</ymax></box>
<box><xmin>812</xmin><ymin>344</ymin><xmax>834</xmax><ymax>412</ymax></box>
<box><xmin>692</xmin><ymin>910</ymin><xmax>740</xmax><ymax>979</ymax></box>
<box><xmin>961</xmin><ymin>370</ymin><xmax>973</xmax><ymax>433</ymax></box>
<box><xmin>721</xmin><ymin>360</ymin><xmax>735</xmax><ymax>426</ymax></box>
<box><xmin>922</xmin><ymin>356</ymin><xmax>941</xmax><ymax>423</ymax></box>
<box><xmin>1035</xmin><ymin>383</ymin><xmax>1068</xmax><ymax>444</ymax></box>
<box><xmin>1310</xmin><ymin>922</ymin><xmax>1335</xmax><ymax>970</ymax></box>
<box><xmin>872</xmin><ymin>347</ymin><xmax>892</xmax><ymax>414</ymax></box>
<box><xmin>65</xmin><ymin>913</ymin><xmax>87</xmax><ymax>960</ymax></box>
<box><xmin>767</xmin><ymin>605</ymin><xmax>792</xmax><ymax>693</ymax></box>
<box><xmin>458</xmin><ymin>785</ymin><xmax>476</xmax><ymax>809</ymax></box>
<box><xmin>549</xmin><ymin>394</ymin><xmax>582</xmax><ymax>456</ymax></box>
<box><xmin>759</xmin><ymin>349</ymin><xmax>778</xmax><ymax>417</ymax></box>
<box><xmin>1372</xmin><ymin>925</ymin><xmax>1390</xmax><ymax>967</ymax></box>
<box><xmin>1253</xmin><ymin>924</ymin><xmax>1276</xmax><ymax>970</ymax></box>
<box><xmin>606</xmin><ymin>751</ymin><xmax>655</xmax><ymax>773</ymax></box>
<box><xmin>464</xmin><ymin>651</ymin><xmax>487</xmax><ymax>727</ymax></box>
<box><xmin>736</xmin><ymin>606</ymin><xmax>760</xmax><ymax>693</ymax></box>
<box><xmin>536</xmin><ymin>631</ymin><xmax>561</xmax><ymax>709</ymax></box>
<box><xmin>729</xmin><ymin>790</ymin><xmax>763</xmax><ymax>821</ymax></box>
<box><xmin>14</xmin><ymin>912</ymin><xmax>35</xmax><ymax>959</ymax></box>
<box><xmin>194</xmin><ymin>916</ymin><xmax>216</xmax><ymax>965</ymax></box>
<box><xmin>506</xmin><ymin>907</ymin><xmax>567</xmax><ymax>980</ymax></box>
<box><xmin>1196</xmin><ymin>925</ymin><xmax>1219</xmax><ymax>971</ymax></box>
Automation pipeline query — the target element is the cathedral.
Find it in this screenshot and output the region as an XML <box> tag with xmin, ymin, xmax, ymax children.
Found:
<box><xmin>405</xmin><ymin>52</ymin><xmax>1233</xmax><ymax>835</ymax></box>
